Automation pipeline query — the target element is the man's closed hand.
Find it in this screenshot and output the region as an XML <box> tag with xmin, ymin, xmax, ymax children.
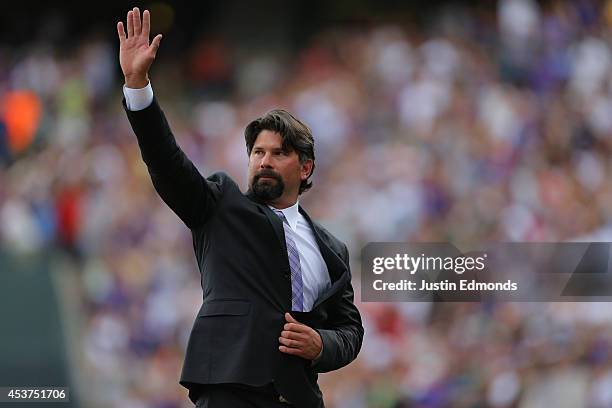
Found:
<box><xmin>279</xmin><ymin>312</ymin><xmax>323</xmax><ymax>361</ymax></box>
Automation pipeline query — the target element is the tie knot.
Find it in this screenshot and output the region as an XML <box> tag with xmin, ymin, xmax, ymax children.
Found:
<box><xmin>273</xmin><ymin>209</ymin><xmax>286</xmax><ymax>220</ymax></box>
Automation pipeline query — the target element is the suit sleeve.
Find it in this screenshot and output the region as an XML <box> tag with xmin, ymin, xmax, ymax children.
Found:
<box><xmin>312</xmin><ymin>244</ymin><xmax>364</xmax><ymax>373</ymax></box>
<box><xmin>123</xmin><ymin>97</ymin><xmax>221</xmax><ymax>229</ymax></box>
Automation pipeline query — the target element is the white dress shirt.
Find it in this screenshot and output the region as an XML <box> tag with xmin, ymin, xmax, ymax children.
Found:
<box><xmin>124</xmin><ymin>82</ymin><xmax>154</xmax><ymax>111</ymax></box>
<box><xmin>123</xmin><ymin>84</ymin><xmax>332</xmax><ymax>311</ymax></box>
<box><xmin>269</xmin><ymin>202</ymin><xmax>331</xmax><ymax>311</ymax></box>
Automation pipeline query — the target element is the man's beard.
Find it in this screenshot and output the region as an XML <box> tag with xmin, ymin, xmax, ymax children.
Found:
<box><xmin>250</xmin><ymin>170</ymin><xmax>285</xmax><ymax>202</ymax></box>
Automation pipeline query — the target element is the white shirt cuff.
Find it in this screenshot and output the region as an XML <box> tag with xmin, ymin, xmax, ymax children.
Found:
<box><xmin>123</xmin><ymin>82</ymin><xmax>154</xmax><ymax>111</ymax></box>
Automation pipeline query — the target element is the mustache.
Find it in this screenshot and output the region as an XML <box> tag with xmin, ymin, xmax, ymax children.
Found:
<box><xmin>253</xmin><ymin>170</ymin><xmax>282</xmax><ymax>182</ymax></box>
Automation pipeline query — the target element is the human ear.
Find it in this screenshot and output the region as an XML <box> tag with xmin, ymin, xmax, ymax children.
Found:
<box><xmin>300</xmin><ymin>160</ymin><xmax>314</xmax><ymax>180</ymax></box>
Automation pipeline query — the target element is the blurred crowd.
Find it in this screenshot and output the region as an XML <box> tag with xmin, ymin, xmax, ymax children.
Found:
<box><xmin>3</xmin><ymin>0</ymin><xmax>612</xmax><ymax>406</ymax></box>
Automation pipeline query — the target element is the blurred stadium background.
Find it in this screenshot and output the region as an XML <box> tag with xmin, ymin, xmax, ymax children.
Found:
<box><xmin>3</xmin><ymin>0</ymin><xmax>612</xmax><ymax>407</ymax></box>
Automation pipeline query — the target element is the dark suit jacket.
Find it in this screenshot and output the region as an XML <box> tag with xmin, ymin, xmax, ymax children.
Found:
<box><xmin>124</xmin><ymin>97</ymin><xmax>364</xmax><ymax>408</ymax></box>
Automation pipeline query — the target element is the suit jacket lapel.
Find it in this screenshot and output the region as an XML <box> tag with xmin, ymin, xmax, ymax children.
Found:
<box><xmin>298</xmin><ymin>206</ymin><xmax>350</xmax><ymax>309</ymax></box>
<box><xmin>245</xmin><ymin>191</ymin><xmax>286</xmax><ymax>253</ymax></box>
<box><xmin>298</xmin><ymin>206</ymin><xmax>346</xmax><ymax>277</ymax></box>
<box><xmin>244</xmin><ymin>194</ymin><xmax>350</xmax><ymax>309</ymax></box>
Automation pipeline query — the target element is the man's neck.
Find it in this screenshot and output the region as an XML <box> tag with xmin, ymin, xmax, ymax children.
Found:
<box><xmin>268</xmin><ymin>198</ymin><xmax>298</xmax><ymax>210</ymax></box>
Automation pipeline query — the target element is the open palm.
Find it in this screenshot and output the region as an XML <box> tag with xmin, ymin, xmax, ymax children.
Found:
<box><xmin>117</xmin><ymin>7</ymin><xmax>162</xmax><ymax>88</ymax></box>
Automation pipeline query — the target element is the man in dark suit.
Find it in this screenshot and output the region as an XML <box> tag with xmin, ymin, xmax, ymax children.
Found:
<box><xmin>117</xmin><ymin>7</ymin><xmax>364</xmax><ymax>408</ymax></box>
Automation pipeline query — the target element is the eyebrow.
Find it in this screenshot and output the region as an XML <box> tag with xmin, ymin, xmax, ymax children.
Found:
<box><xmin>252</xmin><ymin>146</ymin><xmax>286</xmax><ymax>152</ymax></box>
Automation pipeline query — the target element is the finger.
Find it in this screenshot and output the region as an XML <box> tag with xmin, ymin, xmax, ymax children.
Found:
<box><xmin>284</xmin><ymin>322</ymin><xmax>309</xmax><ymax>333</ymax></box>
<box><xmin>149</xmin><ymin>34</ymin><xmax>162</xmax><ymax>55</ymax></box>
<box><xmin>133</xmin><ymin>7</ymin><xmax>141</xmax><ymax>35</ymax></box>
<box><xmin>279</xmin><ymin>336</ymin><xmax>302</xmax><ymax>348</ymax></box>
<box><xmin>117</xmin><ymin>21</ymin><xmax>126</xmax><ymax>42</ymax></box>
<box><xmin>285</xmin><ymin>313</ymin><xmax>299</xmax><ymax>323</ymax></box>
<box><xmin>142</xmin><ymin>9</ymin><xmax>150</xmax><ymax>38</ymax></box>
<box><xmin>279</xmin><ymin>345</ymin><xmax>303</xmax><ymax>356</ymax></box>
<box><xmin>127</xmin><ymin>10</ymin><xmax>134</xmax><ymax>37</ymax></box>
<box><xmin>148</xmin><ymin>35</ymin><xmax>162</xmax><ymax>59</ymax></box>
<box><xmin>281</xmin><ymin>330</ymin><xmax>308</xmax><ymax>341</ymax></box>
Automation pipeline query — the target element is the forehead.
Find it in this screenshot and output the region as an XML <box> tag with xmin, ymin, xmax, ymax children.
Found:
<box><xmin>253</xmin><ymin>130</ymin><xmax>283</xmax><ymax>148</ymax></box>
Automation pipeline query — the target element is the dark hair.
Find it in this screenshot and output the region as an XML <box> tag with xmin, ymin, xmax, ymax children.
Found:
<box><xmin>244</xmin><ymin>109</ymin><xmax>315</xmax><ymax>194</ymax></box>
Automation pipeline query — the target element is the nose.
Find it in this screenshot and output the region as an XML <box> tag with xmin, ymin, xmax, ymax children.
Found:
<box><xmin>260</xmin><ymin>152</ymin><xmax>273</xmax><ymax>168</ymax></box>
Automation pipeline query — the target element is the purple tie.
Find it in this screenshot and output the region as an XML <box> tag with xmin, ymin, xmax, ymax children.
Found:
<box><xmin>274</xmin><ymin>209</ymin><xmax>304</xmax><ymax>312</ymax></box>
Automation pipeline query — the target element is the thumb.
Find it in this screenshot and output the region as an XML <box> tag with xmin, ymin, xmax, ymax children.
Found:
<box><xmin>149</xmin><ymin>34</ymin><xmax>163</xmax><ymax>55</ymax></box>
<box><xmin>285</xmin><ymin>312</ymin><xmax>299</xmax><ymax>323</ymax></box>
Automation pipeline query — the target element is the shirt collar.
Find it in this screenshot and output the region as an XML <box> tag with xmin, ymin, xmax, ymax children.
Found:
<box><xmin>269</xmin><ymin>201</ymin><xmax>299</xmax><ymax>231</ymax></box>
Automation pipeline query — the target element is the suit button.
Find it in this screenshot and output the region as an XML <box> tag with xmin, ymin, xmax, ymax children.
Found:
<box><xmin>284</xmin><ymin>273</ymin><xmax>290</xmax><ymax>279</ymax></box>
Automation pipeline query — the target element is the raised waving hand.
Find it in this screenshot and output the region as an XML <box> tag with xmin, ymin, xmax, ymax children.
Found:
<box><xmin>117</xmin><ymin>7</ymin><xmax>162</xmax><ymax>88</ymax></box>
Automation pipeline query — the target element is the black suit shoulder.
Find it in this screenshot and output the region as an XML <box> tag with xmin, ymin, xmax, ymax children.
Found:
<box><xmin>124</xmin><ymin>97</ymin><xmax>246</xmax><ymax>230</ymax></box>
